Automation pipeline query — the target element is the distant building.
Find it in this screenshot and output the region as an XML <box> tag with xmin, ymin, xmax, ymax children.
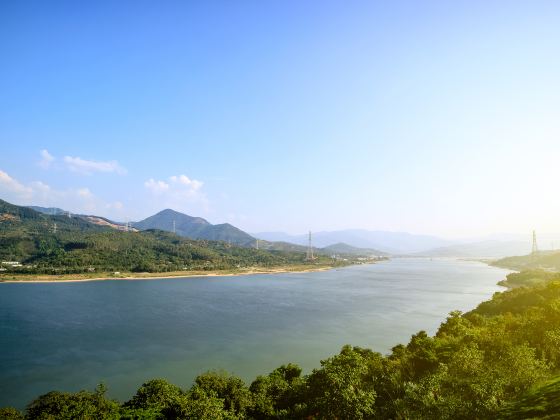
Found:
<box><xmin>1</xmin><ymin>261</ymin><xmax>22</xmax><ymax>267</ymax></box>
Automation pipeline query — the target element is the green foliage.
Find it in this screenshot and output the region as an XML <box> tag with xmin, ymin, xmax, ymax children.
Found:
<box><xmin>0</xmin><ymin>407</ymin><xmax>24</xmax><ymax>419</ymax></box>
<box><xmin>494</xmin><ymin>251</ymin><xmax>560</xmax><ymax>272</ymax></box>
<box><xmin>497</xmin><ymin>270</ymin><xmax>560</xmax><ymax>288</ymax></box>
<box><xmin>123</xmin><ymin>379</ymin><xmax>183</xmax><ymax>413</ymax></box>
<box><xmin>24</xmin><ymin>384</ymin><xmax>119</xmax><ymax>419</ymax></box>
<box><xmin>165</xmin><ymin>386</ymin><xmax>236</xmax><ymax>420</ymax></box>
<box><xmin>499</xmin><ymin>375</ymin><xmax>560</xmax><ymax>419</ymax></box>
<box><xmin>249</xmin><ymin>364</ymin><xmax>305</xmax><ymax>419</ymax></box>
<box><xmin>305</xmin><ymin>346</ymin><xmax>381</xmax><ymax>419</ymax></box>
<box><xmin>194</xmin><ymin>371</ymin><xmax>252</xmax><ymax>416</ymax></box>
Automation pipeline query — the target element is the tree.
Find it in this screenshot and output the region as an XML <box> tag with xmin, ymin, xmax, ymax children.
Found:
<box><xmin>165</xmin><ymin>386</ymin><xmax>237</xmax><ymax>420</ymax></box>
<box><xmin>194</xmin><ymin>371</ymin><xmax>252</xmax><ymax>416</ymax></box>
<box><xmin>25</xmin><ymin>385</ymin><xmax>119</xmax><ymax>420</ymax></box>
<box><xmin>0</xmin><ymin>407</ymin><xmax>24</xmax><ymax>419</ymax></box>
<box><xmin>124</xmin><ymin>379</ymin><xmax>183</xmax><ymax>412</ymax></box>
<box><xmin>305</xmin><ymin>346</ymin><xmax>380</xmax><ymax>419</ymax></box>
<box><xmin>249</xmin><ymin>363</ymin><xmax>305</xmax><ymax>419</ymax></box>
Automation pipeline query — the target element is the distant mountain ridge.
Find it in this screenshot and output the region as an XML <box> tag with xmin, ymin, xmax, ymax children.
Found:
<box><xmin>321</xmin><ymin>242</ymin><xmax>388</xmax><ymax>257</ymax></box>
<box><xmin>415</xmin><ymin>240</ymin><xmax>532</xmax><ymax>258</ymax></box>
<box><xmin>253</xmin><ymin>230</ymin><xmax>543</xmax><ymax>257</ymax></box>
<box><xmin>132</xmin><ymin>209</ymin><xmax>256</xmax><ymax>246</ymax></box>
<box><xmin>254</xmin><ymin>230</ymin><xmax>452</xmax><ymax>254</ymax></box>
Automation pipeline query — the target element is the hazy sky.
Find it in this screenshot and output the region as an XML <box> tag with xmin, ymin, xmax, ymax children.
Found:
<box><xmin>1</xmin><ymin>1</ymin><xmax>559</xmax><ymax>237</ymax></box>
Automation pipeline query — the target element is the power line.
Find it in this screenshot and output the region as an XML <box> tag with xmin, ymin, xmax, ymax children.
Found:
<box><xmin>532</xmin><ymin>230</ymin><xmax>538</xmax><ymax>254</ymax></box>
<box><xmin>306</xmin><ymin>231</ymin><xmax>315</xmax><ymax>261</ymax></box>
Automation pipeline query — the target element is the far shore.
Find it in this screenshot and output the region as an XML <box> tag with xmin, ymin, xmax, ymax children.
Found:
<box><xmin>0</xmin><ymin>263</ymin><xmax>364</xmax><ymax>284</ymax></box>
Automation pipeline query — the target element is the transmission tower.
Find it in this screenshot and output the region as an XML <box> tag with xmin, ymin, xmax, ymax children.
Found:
<box><xmin>173</xmin><ymin>220</ymin><xmax>176</xmax><ymax>234</ymax></box>
<box><xmin>256</xmin><ymin>239</ymin><xmax>259</xmax><ymax>250</ymax></box>
<box><xmin>306</xmin><ymin>231</ymin><xmax>315</xmax><ymax>261</ymax></box>
<box><xmin>53</xmin><ymin>223</ymin><xmax>57</xmax><ymax>234</ymax></box>
<box><xmin>532</xmin><ymin>230</ymin><xmax>538</xmax><ymax>254</ymax></box>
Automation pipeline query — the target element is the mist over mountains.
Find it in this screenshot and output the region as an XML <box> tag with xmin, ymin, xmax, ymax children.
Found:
<box><xmin>254</xmin><ymin>230</ymin><xmax>547</xmax><ymax>258</ymax></box>
<box><xmin>26</xmin><ymin>203</ymin><xmax>550</xmax><ymax>258</ymax></box>
<box><xmin>254</xmin><ymin>230</ymin><xmax>453</xmax><ymax>254</ymax></box>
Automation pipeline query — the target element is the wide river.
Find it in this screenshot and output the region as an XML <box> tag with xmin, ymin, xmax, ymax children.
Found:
<box><xmin>0</xmin><ymin>258</ymin><xmax>511</xmax><ymax>409</ymax></box>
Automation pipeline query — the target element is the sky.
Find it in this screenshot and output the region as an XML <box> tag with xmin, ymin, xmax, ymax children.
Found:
<box><xmin>1</xmin><ymin>1</ymin><xmax>559</xmax><ymax>238</ymax></box>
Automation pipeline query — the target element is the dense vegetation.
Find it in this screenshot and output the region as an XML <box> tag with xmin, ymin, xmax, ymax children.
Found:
<box><xmin>3</xmin><ymin>271</ymin><xmax>560</xmax><ymax>419</ymax></box>
<box><xmin>0</xmin><ymin>199</ymin><xmax>334</xmax><ymax>275</ymax></box>
<box><xmin>499</xmin><ymin>375</ymin><xmax>560</xmax><ymax>419</ymax></box>
<box><xmin>497</xmin><ymin>269</ymin><xmax>560</xmax><ymax>289</ymax></box>
<box><xmin>494</xmin><ymin>251</ymin><xmax>560</xmax><ymax>272</ymax></box>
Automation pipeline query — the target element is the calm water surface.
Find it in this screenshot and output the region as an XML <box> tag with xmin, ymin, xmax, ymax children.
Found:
<box><xmin>0</xmin><ymin>258</ymin><xmax>511</xmax><ymax>408</ymax></box>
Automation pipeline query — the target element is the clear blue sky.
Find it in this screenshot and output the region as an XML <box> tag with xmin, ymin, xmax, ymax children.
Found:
<box><xmin>1</xmin><ymin>1</ymin><xmax>559</xmax><ymax>237</ymax></box>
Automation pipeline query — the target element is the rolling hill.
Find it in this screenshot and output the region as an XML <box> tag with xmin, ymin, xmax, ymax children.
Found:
<box><xmin>132</xmin><ymin>209</ymin><xmax>256</xmax><ymax>246</ymax></box>
<box><xmin>493</xmin><ymin>251</ymin><xmax>560</xmax><ymax>272</ymax></box>
<box><xmin>321</xmin><ymin>242</ymin><xmax>388</xmax><ymax>257</ymax></box>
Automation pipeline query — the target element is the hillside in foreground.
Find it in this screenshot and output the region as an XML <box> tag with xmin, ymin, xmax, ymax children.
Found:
<box><xmin>499</xmin><ymin>376</ymin><xmax>560</xmax><ymax>419</ymax></box>
<box><xmin>2</xmin><ymin>270</ymin><xmax>560</xmax><ymax>418</ymax></box>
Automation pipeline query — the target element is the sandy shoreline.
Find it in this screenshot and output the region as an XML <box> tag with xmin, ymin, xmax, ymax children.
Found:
<box><xmin>0</xmin><ymin>265</ymin><xmax>343</xmax><ymax>284</ymax></box>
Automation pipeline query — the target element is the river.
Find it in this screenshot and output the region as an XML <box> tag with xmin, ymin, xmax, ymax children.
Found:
<box><xmin>0</xmin><ymin>258</ymin><xmax>511</xmax><ymax>409</ymax></box>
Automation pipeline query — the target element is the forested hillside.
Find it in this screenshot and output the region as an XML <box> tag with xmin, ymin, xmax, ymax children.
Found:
<box><xmin>3</xmin><ymin>271</ymin><xmax>560</xmax><ymax>419</ymax></box>
<box><xmin>494</xmin><ymin>251</ymin><xmax>560</xmax><ymax>272</ymax></box>
<box><xmin>0</xmin><ymin>199</ymin><xmax>328</xmax><ymax>275</ymax></box>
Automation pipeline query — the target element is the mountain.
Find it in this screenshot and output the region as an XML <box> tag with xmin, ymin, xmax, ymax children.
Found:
<box><xmin>28</xmin><ymin>205</ymin><xmax>132</xmax><ymax>231</ymax></box>
<box><xmin>254</xmin><ymin>230</ymin><xmax>451</xmax><ymax>254</ymax></box>
<box><xmin>416</xmin><ymin>240</ymin><xmax>531</xmax><ymax>258</ymax></box>
<box><xmin>321</xmin><ymin>242</ymin><xmax>388</xmax><ymax>257</ymax></box>
<box><xmin>132</xmin><ymin>209</ymin><xmax>256</xmax><ymax>246</ymax></box>
<box><xmin>1</xmin><ymin>199</ymin><xmax>106</xmax><ymax>234</ymax></box>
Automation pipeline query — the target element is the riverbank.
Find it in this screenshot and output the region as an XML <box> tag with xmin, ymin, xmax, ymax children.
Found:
<box><xmin>0</xmin><ymin>262</ymin><xmax>358</xmax><ymax>283</ymax></box>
